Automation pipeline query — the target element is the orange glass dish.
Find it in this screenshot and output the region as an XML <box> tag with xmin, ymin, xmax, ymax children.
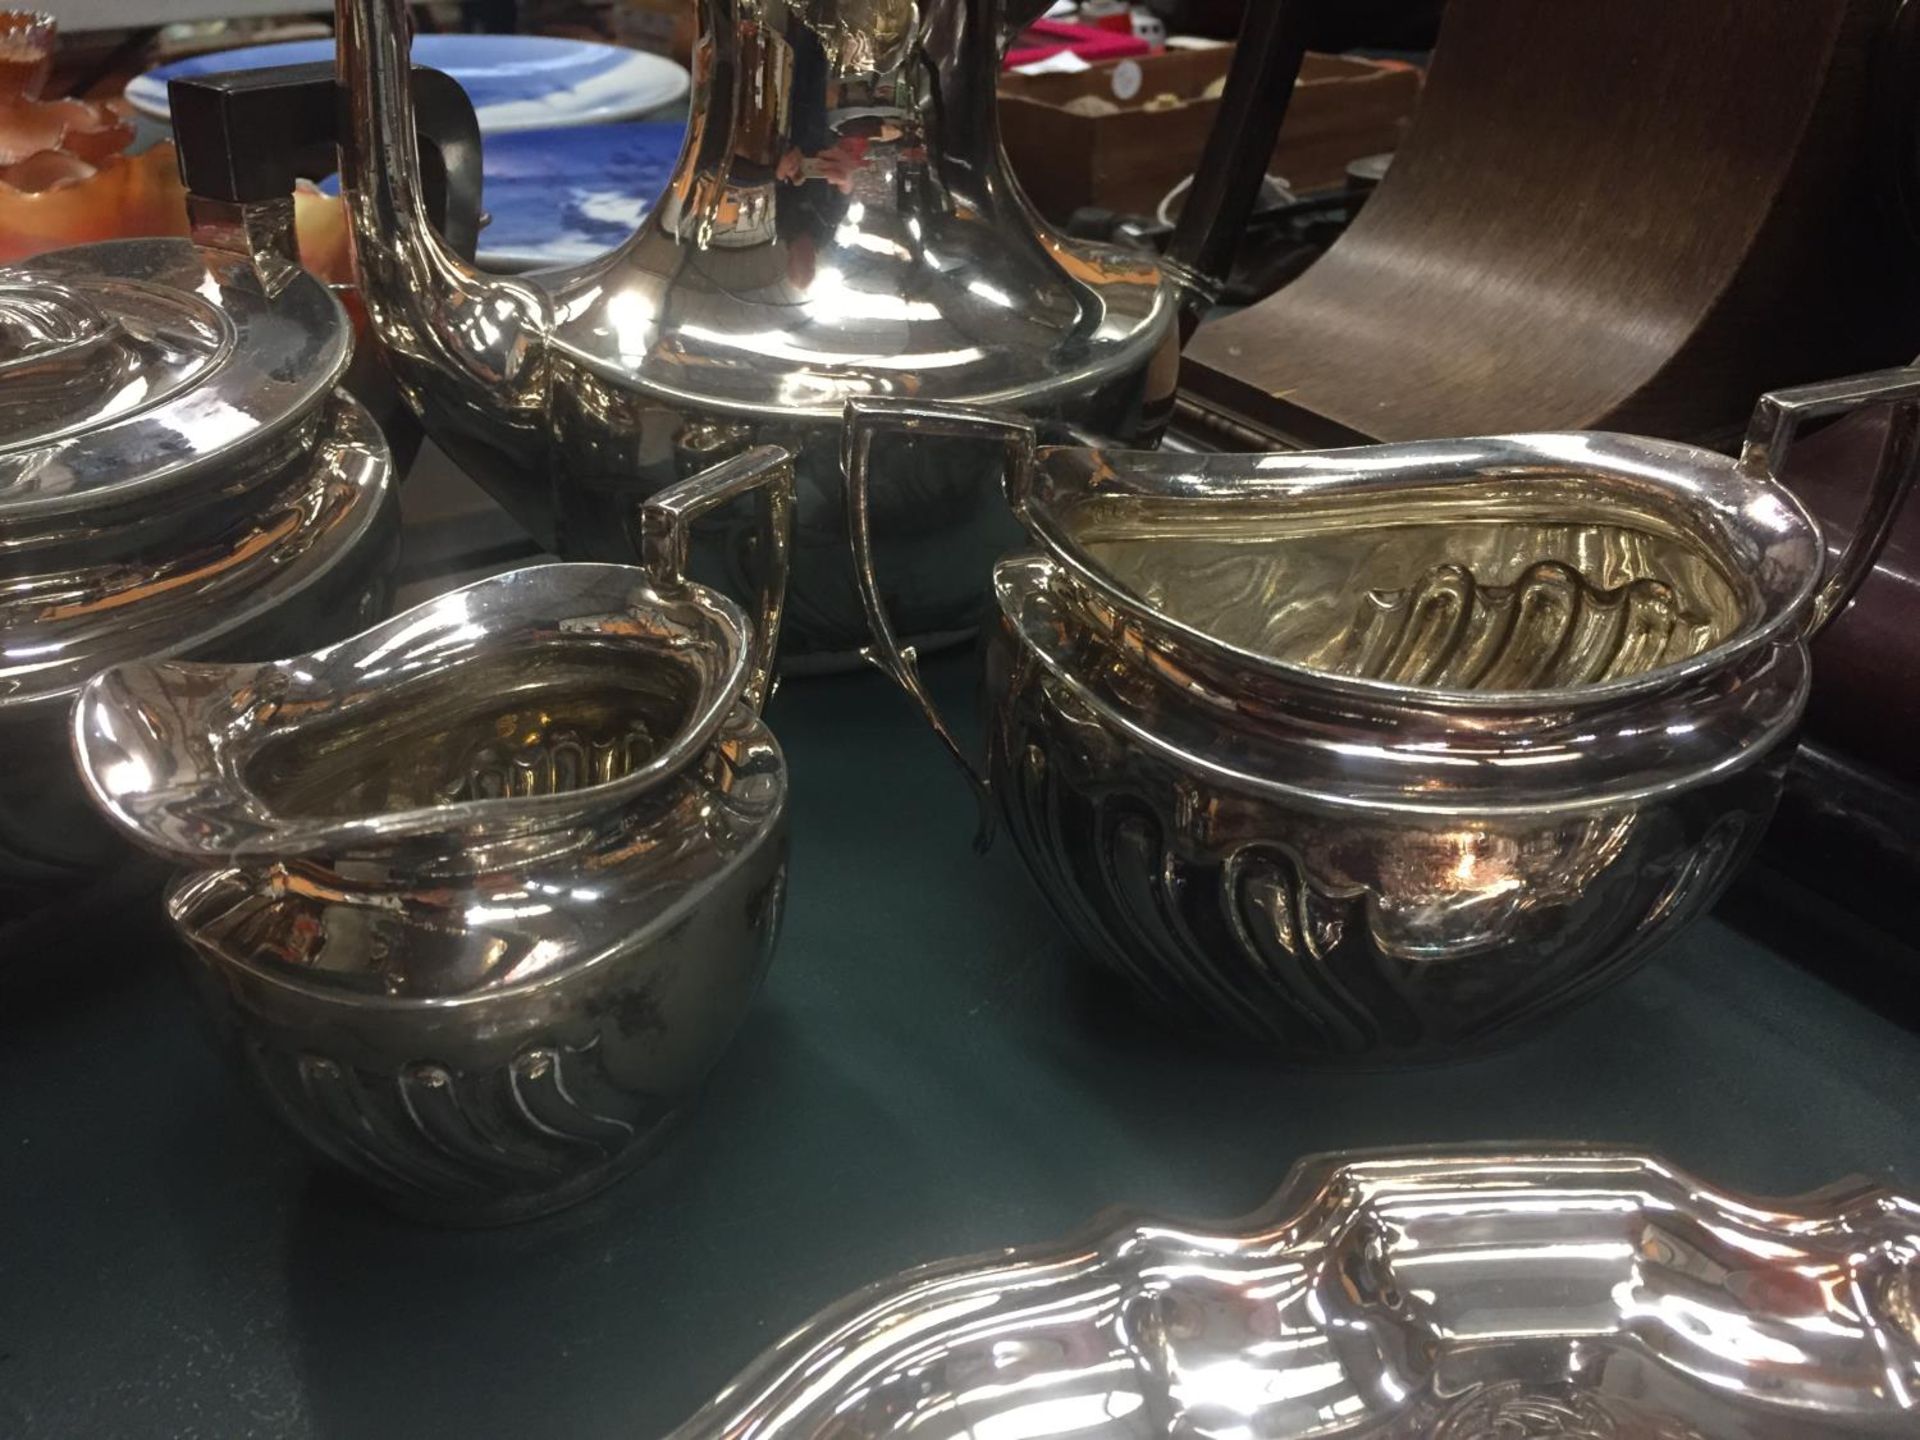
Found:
<box><xmin>0</xmin><ymin>9</ymin><xmax>54</xmax><ymax>99</ymax></box>
<box><xmin>0</xmin><ymin>12</ymin><xmax>347</xmax><ymax>279</ymax></box>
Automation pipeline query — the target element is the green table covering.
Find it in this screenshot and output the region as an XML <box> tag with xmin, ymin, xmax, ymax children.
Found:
<box><xmin>4</xmin><ymin>652</ymin><xmax>1918</xmax><ymax>1438</ymax></box>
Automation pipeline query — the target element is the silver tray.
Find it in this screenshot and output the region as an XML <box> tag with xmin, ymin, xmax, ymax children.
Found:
<box><xmin>675</xmin><ymin>1148</ymin><xmax>1920</xmax><ymax>1438</ymax></box>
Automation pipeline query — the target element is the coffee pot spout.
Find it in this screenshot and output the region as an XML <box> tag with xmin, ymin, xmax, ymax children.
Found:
<box><xmin>333</xmin><ymin>0</ymin><xmax>555</xmax><ymax>537</ymax></box>
<box><xmin>168</xmin><ymin>0</ymin><xmax>561</xmax><ymax>548</ymax></box>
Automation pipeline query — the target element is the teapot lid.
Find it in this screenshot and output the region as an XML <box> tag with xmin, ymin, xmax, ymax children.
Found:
<box><xmin>0</xmin><ymin>235</ymin><xmax>348</xmax><ymax>526</ymax></box>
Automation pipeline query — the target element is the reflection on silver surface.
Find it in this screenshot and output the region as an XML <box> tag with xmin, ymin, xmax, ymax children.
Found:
<box><xmin>327</xmin><ymin>0</ymin><xmax>1201</xmax><ymax>656</ymax></box>
<box><xmin>843</xmin><ymin>372</ymin><xmax>1920</xmax><ymax>1060</ymax></box>
<box><xmin>0</xmin><ymin>237</ymin><xmax>394</xmax><ymax>895</ymax></box>
<box><xmin>675</xmin><ymin>1149</ymin><xmax>1920</xmax><ymax>1439</ymax></box>
<box><xmin>1</xmin><ymin>238</ymin><xmax>347</xmax><ymax>505</ymax></box>
<box><xmin>72</xmin><ymin>451</ymin><xmax>795</xmax><ymax>1224</ymax></box>
<box><xmin>3</xmin><ymin>395</ymin><xmax>389</xmax><ymax>706</ymax></box>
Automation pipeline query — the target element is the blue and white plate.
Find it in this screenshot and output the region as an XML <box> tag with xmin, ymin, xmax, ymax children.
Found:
<box><xmin>310</xmin><ymin>119</ymin><xmax>688</xmax><ymax>272</ymax></box>
<box><xmin>127</xmin><ymin>34</ymin><xmax>690</xmax><ymax>133</ymax></box>
<box><xmin>473</xmin><ymin>120</ymin><xmax>686</xmax><ymax>270</ymax></box>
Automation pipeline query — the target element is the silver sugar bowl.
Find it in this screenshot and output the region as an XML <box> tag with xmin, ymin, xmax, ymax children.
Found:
<box><xmin>0</xmin><ymin>234</ymin><xmax>398</xmax><ymax>899</ymax></box>
<box><xmin>845</xmin><ymin>370</ymin><xmax>1920</xmax><ymax>1063</ymax></box>
<box><xmin>73</xmin><ymin>449</ymin><xmax>795</xmax><ymax>1223</ymax></box>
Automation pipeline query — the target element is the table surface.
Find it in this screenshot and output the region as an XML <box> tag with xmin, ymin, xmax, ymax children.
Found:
<box><xmin>4</xmin><ymin>640</ymin><xmax>1920</xmax><ymax>1439</ymax></box>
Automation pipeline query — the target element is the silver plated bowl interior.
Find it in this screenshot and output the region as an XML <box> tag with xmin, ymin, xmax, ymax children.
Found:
<box><xmin>73</xmin><ymin>560</ymin><xmax>753</xmax><ymax>865</ymax></box>
<box><xmin>1021</xmin><ymin>430</ymin><xmax>1818</xmax><ymax>713</ymax></box>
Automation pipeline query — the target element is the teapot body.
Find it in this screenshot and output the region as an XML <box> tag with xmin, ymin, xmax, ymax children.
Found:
<box><xmin>540</xmin><ymin>342</ymin><xmax>1175</xmax><ymax>657</ymax></box>
<box><xmin>294</xmin><ymin>0</ymin><xmax>1311</xmax><ymax>660</ymax></box>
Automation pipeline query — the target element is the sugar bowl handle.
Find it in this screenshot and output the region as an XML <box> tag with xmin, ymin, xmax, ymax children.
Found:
<box><xmin>1738</xmin><ymin>366</ymin><xmax>1920</xmax><ymax>638</ymax></box>
<box><xmin>842</xmin><ymin>399</ymin><xmax>1038</xmax><ymax>851</ymax></box>
<box><xmin>639</xmin><ymin>445</ymin><xmax>796</xmax><ymax>715</ymax></box>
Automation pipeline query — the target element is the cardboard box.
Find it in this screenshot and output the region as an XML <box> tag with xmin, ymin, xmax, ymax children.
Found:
<box><xmin>999</xmin><ymin>47</ymin><xmax>1421</xmax><ymax>221</ymax></box>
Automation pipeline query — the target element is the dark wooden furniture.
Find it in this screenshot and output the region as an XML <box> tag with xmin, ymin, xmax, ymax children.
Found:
<box><xmin>1179</xmin><ymin>0</ymin><xmax>1920</xmax><ymax>447</ymax></box>
<box><xmin>999</xmin><ymin>49</ymin><xmax>1419</xmax><ymax>222</ymax></box>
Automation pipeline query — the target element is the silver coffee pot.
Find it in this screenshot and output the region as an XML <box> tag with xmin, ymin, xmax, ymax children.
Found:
<box><xmin>172</xmin><ymin>0</ymin><xmax>1305</xmax><ymax>661</ymax></box>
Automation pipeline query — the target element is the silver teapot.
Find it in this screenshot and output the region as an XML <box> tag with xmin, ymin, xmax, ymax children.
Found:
<box><xmin>844</xmin><ymin>370</ymin><xmax>1920</xmax><ymax>1063</ymax></box>
<box><xmin>72</xmin><ymin>450</ymin><xmax>794</xmax><ymax>1223</ymax></box>
<box><xmin>178</xmin><ymin>0</ymin><xmax>1302</xmax><ymax>662</ymax></box>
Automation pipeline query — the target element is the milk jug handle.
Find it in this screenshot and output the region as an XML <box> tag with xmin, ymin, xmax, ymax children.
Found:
<box><xmin>842</xmin><ymin>399</ymin><xmax>1039</xmax><ymax>852</ymax></box>
<box><xmin>639</xmin><ymin>446</ymin><xmax>796</xmax><ymax>716</ymax></box>
<box><xmin>1737</xmin><ymin>367</ymin><xmax>1920</xmax><ymax>639</ymax></box>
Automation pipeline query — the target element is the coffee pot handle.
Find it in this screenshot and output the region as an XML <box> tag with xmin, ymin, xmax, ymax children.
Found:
<box><xmin>1737</xmin><ymin>367</ymin><xmax>1920</xmax><ymax>638</ymax></box>
<box><xmin>1163</xmin><ymin>3</ymin><xmax>1315</xmax><ymax>336</ymax></box>
<box><xmin>842</xmin><ymin>399</ymin><xmax>1038</xmax><ymax>852</ymax></box>
<box><xmin>169</xmin><ymin>61</ymin><xmax>483</xmax><ymax>266</ymax></box>
<box><xmin>639</xmin><ymin>446</ymin><xmax>797</xmax><ymax>716</ymax></box>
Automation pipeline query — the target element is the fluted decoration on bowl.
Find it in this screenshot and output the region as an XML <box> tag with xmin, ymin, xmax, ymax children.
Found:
<box><xmin>989</xmin><ymin>632</ymin><xmax>1775</xmax><ymax>1060</ymax></box>
<box><xmin>838</xmin><ymin>391</ymin><xmax>1903</xmax><ymax>1063</ymax></box>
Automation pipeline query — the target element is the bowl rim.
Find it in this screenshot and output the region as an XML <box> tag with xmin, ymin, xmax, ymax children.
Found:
<box><xmin>157</xmin><ymin>746</ymin><xmax>787</xmax><ymax>1013</ymax></box>
<box><xmin>993</xmin><ymin>552</ymin><xmax>1807</xmax><ymax>816</ymax></box>
<box><xmin>1024</xmin><ymin>430</ymin><xmax>1824</xmax><ymax>714</ymax></box>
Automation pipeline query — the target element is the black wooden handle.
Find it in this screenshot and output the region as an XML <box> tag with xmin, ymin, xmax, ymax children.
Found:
<box><xmin>1164</xmin><ymin>3</ymin><xmax>1314</xmax><ymax>337</ymax></box>
<box><xmin>169</xmin><ymin>61</ymin><xmax>482</xmax><ymax>263</ymax></box>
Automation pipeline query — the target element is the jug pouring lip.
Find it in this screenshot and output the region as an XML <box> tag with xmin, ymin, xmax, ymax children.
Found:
<box><xmin>1019</xmin><ymin>429</ymin><xmax>1826</xmax><ymax>716</ymax></box>
<box><xmin>70</xmin><ymin>561</ymin><xmax>759</xmax><ymax>867</ymax></box>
